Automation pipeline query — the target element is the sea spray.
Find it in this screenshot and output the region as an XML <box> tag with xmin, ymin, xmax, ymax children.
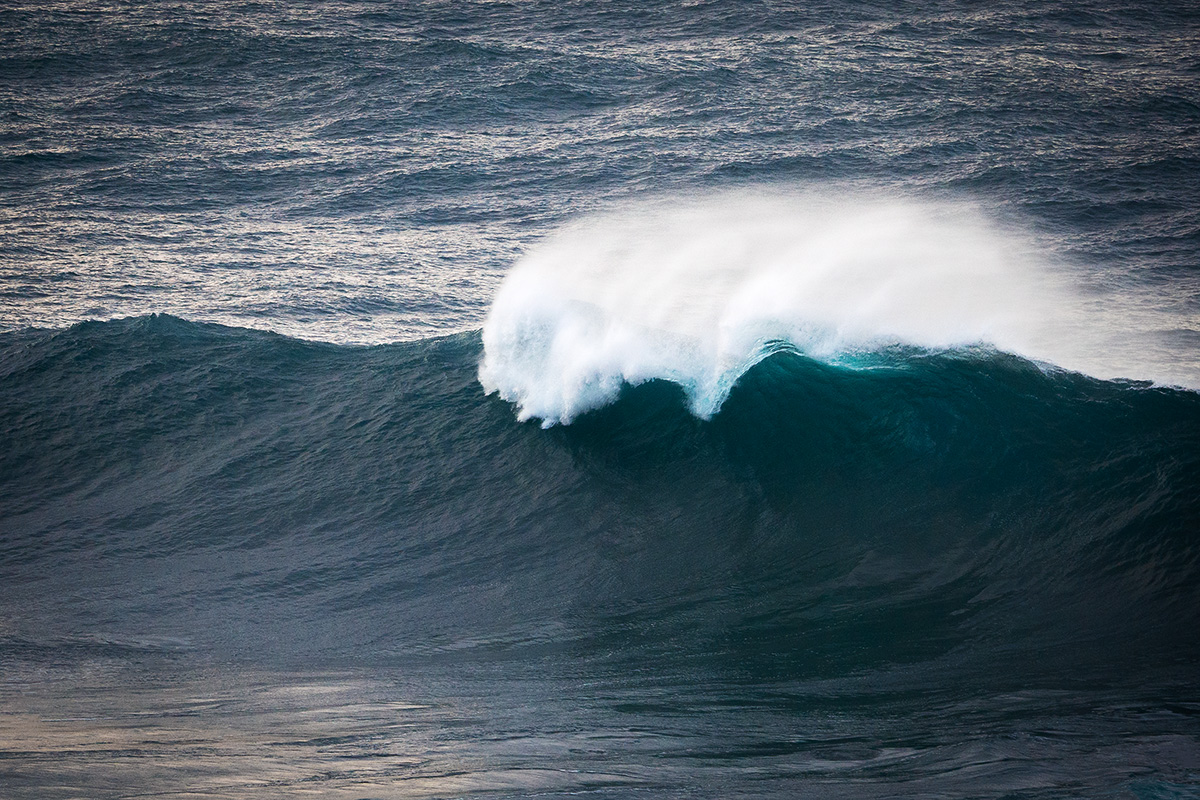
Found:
<box><xmin>481</xmin><ymin>190</ymin><xmax>1200</xmax><ymax>426</ymax></box>
<box><xmin>480</xmin><ymin>191</ymin><xmax>1078</xmax><ymax>425</ymax></box>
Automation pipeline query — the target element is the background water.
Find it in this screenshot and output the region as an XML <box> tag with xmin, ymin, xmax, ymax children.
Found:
<box><xmin>2</xmin><ymin>1</ymin><xmax>1199</xmax><ymax>798</ymax></box>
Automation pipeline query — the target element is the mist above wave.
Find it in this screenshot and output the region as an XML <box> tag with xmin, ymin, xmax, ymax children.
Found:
<box><xmin>479</xmin><ymin>190</ymin><xmax>1190</xmax><ymax>426</ymax></box>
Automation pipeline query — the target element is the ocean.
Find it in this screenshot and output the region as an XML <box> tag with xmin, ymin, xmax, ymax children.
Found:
<box><xmin>1</xmin><ymin>1</ymin><xmax>1198</xmax><ymax>797</ymax></box>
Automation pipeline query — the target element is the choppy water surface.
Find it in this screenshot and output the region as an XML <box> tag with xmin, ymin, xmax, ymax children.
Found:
<box><xmin>2</xmin><ymin>1</ymin><xmax>1199</xmax><ymax>798</ymax></box>
<box><xmin>4</xmin><ymin>0</ymin><xmax>1199</xmax><ymax>343</ymax></box>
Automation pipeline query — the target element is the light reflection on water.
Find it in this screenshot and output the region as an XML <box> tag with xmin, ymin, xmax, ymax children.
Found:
<box><xmin>0</xmin><ymin>663</ymin><xmax>665</xmax><ymax>799</ymax></box>
<box><xmin>2</xmin><ymin>660</ymin><xmax>1198</xmax><ymax>799</ymax></box>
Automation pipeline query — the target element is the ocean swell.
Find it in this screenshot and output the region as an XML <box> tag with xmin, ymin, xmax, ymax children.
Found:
<box><xmin>1</xmin><ymin>316</ymin><xmax>1198</xmax><ymax>675</ymax></box>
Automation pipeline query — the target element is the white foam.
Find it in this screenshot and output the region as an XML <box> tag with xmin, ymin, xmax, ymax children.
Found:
<box><xmin>479</xmin><ymin>189</ymin><xmax>1197</xmax><ymax>426</ymax></box>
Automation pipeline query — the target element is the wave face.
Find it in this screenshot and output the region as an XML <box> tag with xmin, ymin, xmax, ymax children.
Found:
<box><xmin>2</xmin><ymin>316</ymin><xmax>1199</xmax><ymax>797</ymax></box>
<box><xmin>480</xmin><ymin>193</ymin><xmax>1199</xmax><ymax>426</ymax></box>
<box><xmin>3</xmin><ymin>316</ymin><xmax>1197</xmax><ymax>672</ymax></box>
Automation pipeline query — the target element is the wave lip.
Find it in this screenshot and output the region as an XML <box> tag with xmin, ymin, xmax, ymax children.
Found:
<box><xmin>479</xmin><ymin>191</ymin><xmax>1068</xmax><ymax>426</ymax></box>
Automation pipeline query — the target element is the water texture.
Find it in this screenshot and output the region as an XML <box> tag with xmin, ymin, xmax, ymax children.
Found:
<box><xmin>2</xmin><ymin>1</ymin><xmax>1199</xmax><ymax>798</ymax></box>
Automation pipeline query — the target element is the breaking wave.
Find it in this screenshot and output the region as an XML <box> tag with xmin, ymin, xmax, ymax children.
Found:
<box><xmin>480</xmin><ymin>190</ymin><xmax>1195</xmax><ymax>425</ymax></box>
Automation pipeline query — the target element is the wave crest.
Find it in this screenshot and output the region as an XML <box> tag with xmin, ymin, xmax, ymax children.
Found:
<box><xmin>479</xmin><ymin>190</ymin><xmax>1191</xmax><ymax>426</ymax></box>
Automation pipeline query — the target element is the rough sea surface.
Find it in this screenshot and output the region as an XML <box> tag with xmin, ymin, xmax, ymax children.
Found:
<box><xmin>2</xmin><ymin>1</ymin><xmax>1199</xmax><ymax>798</ymax></box>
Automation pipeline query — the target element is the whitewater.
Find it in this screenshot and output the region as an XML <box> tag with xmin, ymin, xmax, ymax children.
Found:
<box><xmin>481</xmin><ymin>191</ymin><xmax>1198</xmax><ymax>425</ymax></box>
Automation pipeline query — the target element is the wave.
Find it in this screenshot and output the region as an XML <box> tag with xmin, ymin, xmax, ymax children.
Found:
<box><xmin>480</xmin><ymin>190</ymin><xmax>1199</xmax><ymax>426</ymax></box>
<box><xmin>1</xmin><ymin>315</ymin><xmax>1197</xmax><ymax>677</ymax></box>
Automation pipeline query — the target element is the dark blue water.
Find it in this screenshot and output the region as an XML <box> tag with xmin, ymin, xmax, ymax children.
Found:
<box><xmin>2</xmin><ymin>1</ymin><xmax>1199</xmax><ymax>798</ymax></box>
